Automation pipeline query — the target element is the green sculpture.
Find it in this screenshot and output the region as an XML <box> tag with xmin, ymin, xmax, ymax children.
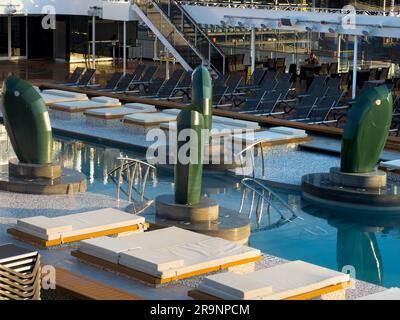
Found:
<box><xmin>191</xmin><ymin>65</ymin><xmax>213</xmax><ymax>131</ymax></box>
<box><xmin>341</xmin><ymin>85</ymin><xmax>393</xmax><ymax>173</ymax></box>
<box><xmin>174</xmin><ymin>66</ymin><xmax>212</xmax><ymax>205</ymax></box>
<box><xmin>1</xmin><ymin>76</ymin><xmax>53</xmax><ymax>165</ymax></box>
<box><xmin>174</xmin><ymin>109</ymin><xmax>205</xmax><ymax>205</ymax></box>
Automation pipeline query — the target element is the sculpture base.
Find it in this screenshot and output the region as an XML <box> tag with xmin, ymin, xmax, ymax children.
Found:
<box><xmin>329</xmin><ymin>167</ymin><xmax>387</xmax><ymax>189</ymax></box>
<box><xmin>0</xmin><ymin>168</ymin><xmax>87</xmax><ymax>195</ymax></box>
<box><xmin>155</xmin><ymin>194</ymin><xmax>219</xmax><ymax>222</ymax></box>
<box><xmin>9</xmin><ymin>159</ymin><xmax>62</xmax><ymax>179</ymax></box>
<box><xmin>155</xmin><ymin>207</ymin><xmax>251</xmax><ymax>244</ymax></box>
<box><xmin>301</xmin><ymin>172</ymin><xmax>400</xmax><ymax>214</ymax></box>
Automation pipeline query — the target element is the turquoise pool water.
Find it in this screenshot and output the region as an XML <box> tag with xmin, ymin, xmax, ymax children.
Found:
<box><xmin>55</xmin><ymin>136</ymin><xmax>400</xmax><ymax>288</ymax></box>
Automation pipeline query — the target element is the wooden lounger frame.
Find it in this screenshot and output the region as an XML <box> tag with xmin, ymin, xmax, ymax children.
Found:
<box><xmin>54</xmin><ymin>268</ymin><xmax>143</xmax><ymax>300</ymax></box>
<box><xmin>50</xmin><ymin>104</ymin><xmax>121</xmax><ymax>113</ymax></box>
<box><xmin>188</xmin><ymin>281</ymin><xmax>352</xmax><ymax>300</ymax></box>
<box><xmin>71</xmin><ymin>250</ymin><xmax>262</xmax><ymax>286</ymax></box>
<box><xmin>7</xmin><ymin>223</ymin><xmax>149</xmax><ymax>248</ymax></box>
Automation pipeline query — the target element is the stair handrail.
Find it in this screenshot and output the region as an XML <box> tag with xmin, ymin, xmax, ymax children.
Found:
<box><xmin>138</xmin><ymin>0</ymin><xmax>224</xmax><ymax>75</ymax></box>
<box><xmin>170</xmin><ymin>0</ymin><xmax>226</xmax><ymax>74</ymax></box>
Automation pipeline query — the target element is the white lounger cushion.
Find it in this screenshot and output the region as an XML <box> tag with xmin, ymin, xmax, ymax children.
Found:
<box><xmin>16</xmin><ymin>208</ymin><xmax>145</xmax><ymax>241</ymax></box>
<box><xmin>124</xmin><ymin>103</ymin><xmax>157</xmax><ymax>112</ymax></box>
<box><xmin>40</xmin><ymin>93</ymin><xmax>88</xmax><ymax>105</ymax></box>
<box><xmin>198</xmin><ymin>260</ymin><xmax>350</xmax><ymax>300</ymax></box>
<box><xmin>41</xmin><ymin>89</ymin><xmax>88</xmax><ymax>99</ymax></box>
<box><xmin>123</xmin><ymin>113</ymin><xmax>177</xmax><ymax>124</ymax></box>
<box><xmin>52</xmin><ymin>99</ymin><xmax>121</xmax><ymax>111</ymax></box>
<box><xmin>269</xmin><ymin>126</ymin><xmax>306</xmax><ymax>136</ymax></box>
<box><xmin>357</xmin><ymin>288</ymin><xmax>400</xmax><ymax>300</ymax></box>
<box><xmin>202</xmin><ymin>272</ymin><xmax>272</xmax><ymax>299</ymax></box>
<box><xmin>85</xmin><ymin>107</ymin><xmax>155</xmax><ymax>118</ymax></box>
<box><xmin>90</xmin><ymin>96</ymin><xmax>121</xmax><ymax>104</ymax></box>
<box><xmin>17</xmin><ymin>216</ymin><xmax>72</xmax><ymax>235</ymax></box>
<box><xmin>379</xmin><ymin>159</ymin><xmax>400</xmax><ymax>170</ymax></box>
<box><xmin>79</xmin><ymin>227</ymin><xmax>261</xmax><ymax>278</ymax></box>
<box><xmin>161</xmin><ymin>109</ymin><xmax>182</xmax><ymax>116</ymax></box>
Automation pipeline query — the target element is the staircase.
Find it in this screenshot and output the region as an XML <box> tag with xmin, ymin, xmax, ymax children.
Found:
<box><xmin>133</xmin><ymin>0</ymin><xmax>225</xmax><ymax>76</ymax></box>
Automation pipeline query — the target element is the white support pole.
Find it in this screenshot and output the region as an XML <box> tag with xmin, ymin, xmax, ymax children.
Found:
<box><xmin>123</xmin><ymin>21</ymin><xmax>127</xmax><ymax>75</ymax></box>
<box><xmin>7</xmin><ymin>16</ymin><xmax>11</xmax><ymax>59</ymax></box>
<box><xmin>352</xmin><ymin>35</ymin><xmax>358</xmax><ymax>100</ymax></box>
<box><xmin>92</xmin><ymin>15</ymin><xmax>96</xmax><ymax>68</ymax></box>
<box><xmin>250</xmin><ymin>26</ymin><xmax>256</xmax><ymax>74</ymax></box>
<box><xmin>337</xmin><ymin>34</ymin><xmax>341</xmax><ymax>73</ymax></box>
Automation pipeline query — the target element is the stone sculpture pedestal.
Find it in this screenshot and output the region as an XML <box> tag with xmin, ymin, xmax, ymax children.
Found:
<box><xmin>0</xmin><ymin>159</ymin><xmax>86</xmax><ymax>195</ymax></box>
<box><xmin>155</xmin><ymin>194</ymin><xmax>251</xmax><ymax>244</ymax></box>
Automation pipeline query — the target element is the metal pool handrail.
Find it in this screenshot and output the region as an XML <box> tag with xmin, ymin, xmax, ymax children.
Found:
<box><xmin>240</xmin><ymin>178</ymin><xmax>327</xmax><ymax>236</ymax></box>
<box><xmin>234</xmin><ymin>138</ymin><xmax>270</xmax><ymax>178</ymax></box>
<box><xmin>108</xmin><ymin>157</ymin><xmax>157</xmax><ymax>214</ymax></box>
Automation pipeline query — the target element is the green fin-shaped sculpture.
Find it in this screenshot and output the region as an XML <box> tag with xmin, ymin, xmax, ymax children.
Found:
<box><xmin>191</xmin><ymin>65</ymin><xmax>213</xmax><ymax>131</ymax></box>
<box><xmin>174</xmin><ymin>109</ymin><xmax>205</xmax><ymax>205</ymax></box>
<box><xmin>1</xmin><ymin>75</ymin><xmax>53</xmax><ymax>164</ymax></box>
<box><xmin>341</xmin><ymin>85</ymin><xmax>393</xmax><ymax>173</ymax></box>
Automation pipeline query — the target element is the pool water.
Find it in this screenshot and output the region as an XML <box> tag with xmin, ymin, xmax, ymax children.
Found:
<box><xmin>55</xmin><ymin>136</ymin><xmax>399</xmax><ymax>288</ymax></box>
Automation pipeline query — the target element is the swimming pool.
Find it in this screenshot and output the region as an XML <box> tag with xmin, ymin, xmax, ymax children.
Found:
<box><xmin>49</xmin><ymin>135</ymin><xmax>400</xmax><ymax>288</ymax></box>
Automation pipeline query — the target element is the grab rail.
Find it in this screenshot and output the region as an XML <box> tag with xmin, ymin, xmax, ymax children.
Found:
<box><xmin>108</xmin><ymin>157</ymin><xmax>157</xmax><ymax>214</ymax></box>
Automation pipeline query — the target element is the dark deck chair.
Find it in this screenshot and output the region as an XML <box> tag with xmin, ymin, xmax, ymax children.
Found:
<box><xmin>224</xmin><ymin>74</ymin><xmax>243</xmax><ymax>99</ymax></box>
<box><xmin>234</xmin><ymin>86</ymin><xmax>268</xmax><ymax>112</ymax></box>
<box><xmin>379</xmin><ymin>67</ymin><xmax>390</xmax><ymax>81</ymax></box>
<box><xmin>131</xmin><ymin>66</ymin><xmax>158</xmax><ymax>87</ymax></box>
<box><xmin>134</xmin><ymin>77</ymin><xmax>165</xmax><ymax>97</ymax></box>
<box><xmin>243</xmin><ymin>91</ymin><xmax>283</xmax><ymax>116</ymax></box>
<box><xmin>64</xmin><ymin>67</ymin><xmax>85</xmax><ymax>85</ymax></box>
<box><xmin>326</xmin><ymin>77</ymin><xmax>341</xmax><ymax>88</ymax></box>
<box><xmin>238</xmin><ymin>69</ymin><xmax>266</xmax><ymax>91</ymax></box>
<box><xmin>101</xmin><ymin>73</ymin><xmax>135</xmax><ymax>93</ymax></box>
<box><xmin>215</xmin><ymin>74</ymin><xmax>230</xmax><ymax>86</ymax></box>
<box><xmin>328</xmin><ymin>62</ymin><xmax>338</xmax><ymax>75</ymax></box>
<box><xmin>369</xmin><ymin>68</ymin><xmax>379</xmax><ymax>81</ymax></box>
<box><xmin>288</xmin><ymin>96</ymin><xmax>318</xmax><ymax>121</ymax></box>
<box><xmin>300</xmin><ymin>96</ymin><xmax>338</xmax><ymax>125</ymax></box>
<box><xmin>142</xmin><ymin>70</ymin><xmax>184</xmax><ymax>100</ymax></box>
<box><xmin>277</xmin><ymin>72</ymin><xmax>292</xmax><ymax>83</ymax></box>
<box><xmin>131</xmin><ymin>64</ymin><xmax>147</xmax><ymax>81</ymax></box>
<box><xmin>298</xmin><ymin>75</ymin><xmax>328</xmax><ymax>98</ymax></box>
<box><xmin>175</xmin><ymin>71</ymin><xmax>192</xmax><ymax>97</ymax></box>
<box><xmin>212</xmin><ymin>85</ymin><xmax>232</xmax><ymax>108</ymax></box>
<box><xmin>65</xmin><ymin>68</ymin><xmax>96</xmax><ymax>87</ymax></box>
<box><xmin>95</xmin><ymin>72</ymin><xmax>124</xmax><ymax>91</ymax></box>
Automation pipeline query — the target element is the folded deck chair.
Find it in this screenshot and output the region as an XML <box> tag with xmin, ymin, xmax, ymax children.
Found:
<box><xmin>63</xmin><ymin>67</ymin><xmax>85</xmax><ymax>85</ymax></box>
<box><xmin>357</xmin><ymin>288</ymin><xmax>400</xmax><ymax>300</ymax></box>
<box><xmin>71</xmin><ymin>227</ymin><xmax>261</xmax><ymax>286</ymax></box>
<box><xmin>189</xmin><ymin>260</ymin><xmax>351</xmax><ymax>300</ymax></box>
<box><xmin>65</xmin><ymin>68</ymin><xmax>96</xmax><ymax>87</ymax></box>
<box><xmin>8</xmin><ymin>208</ymin><xmax>148</xmax><ymax>248</ymax></box>
<box><xmin>94</xmin><ymin>72</ymin><xmax>124</xmax><ymax>91</ymax></box>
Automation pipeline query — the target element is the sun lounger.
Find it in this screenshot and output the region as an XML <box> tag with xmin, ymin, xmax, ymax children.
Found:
<box><xmin>357</xmin><ymin>288</ymin><xmax>400</xmax><ymax>300</ymax></box>
<box><xmin>51</xmin><ymin>96</ymin><xmax>122</xmax><ymax>120</ymax></box>
<box><xmin>123</xmin><ymin>112</ymin><xmax>177</xmax><ymax>135</ymax></box>
<box><xmin>93</xmin><ymin>72</ymin><xmax>124</xmax><ymax>91</ymax></box>
<box><xmin>7</xmin><ymin>208</ymin><xmax>148</xmax><ymax>248</ymax></box>
<box><xmin>189</xmin><ymin>260</ymin><xmax>351</xmax><ymax>300</ymax></box>
<box><xmin>71</xmin><ymin>227</ymin><xmax>261</xmax><ymax>286</ymax></box>
<box><xmin>85</xmin><ymin>103</ymin><xmax>157</xmax><ymax>127</ymax></box>
<box><xmin>65</xmin><ymin>68</ymin><xmax>96</xmax><ymax>87</ymax></box>
<box><xmin>63</xmin><ymin>67</ymin><xmax>85</xmax><ymax>85</ymax></box>
<box><xmin>39</xmin><ymin>90</ymin><xmax>89</xmax><ymax>106</ymax></box>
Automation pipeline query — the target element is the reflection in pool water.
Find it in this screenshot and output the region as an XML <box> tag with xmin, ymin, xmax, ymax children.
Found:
<box><xmin>54</xmin><ymin>136</ymin><xmax>400</xmax><ymax>288</ymax></box>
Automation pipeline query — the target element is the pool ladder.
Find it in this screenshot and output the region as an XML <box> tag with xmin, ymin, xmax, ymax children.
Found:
<box><xmin>108</xmin><ymin>157</ymin><xmax>157</xmax><ymax>214</ymax></box>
